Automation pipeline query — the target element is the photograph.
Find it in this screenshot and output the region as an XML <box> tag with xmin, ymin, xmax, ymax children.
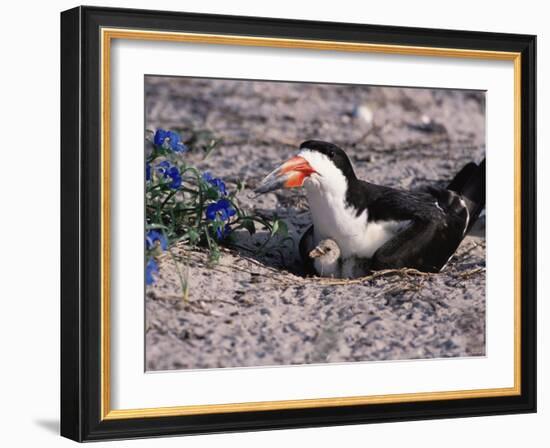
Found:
<box><xmin>144</xmin><ymin>76</ymin><xmax>486</xmax><ymax>371</ymax></box>
<box><xmin>57</xmin><ymin>5</ymin><xmax>537</xmax><ymax>442</ymax></box>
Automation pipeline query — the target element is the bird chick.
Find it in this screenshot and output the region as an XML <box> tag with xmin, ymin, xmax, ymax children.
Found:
<box><xmin>309</xmin><ymin>239</ymin><xmax>372</xmax><ymax>279</ymax></box>
<box><xmin>309</xmin><ymin>238</ymin><xmax>342</xmax><ymax>278</ymax></box>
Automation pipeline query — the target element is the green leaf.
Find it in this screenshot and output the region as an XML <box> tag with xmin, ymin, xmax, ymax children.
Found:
<box><xmin>272</xmin><ymin>219</ymin><xmax>288</xmax><ymax>238</ymax></box>
<box><xmin>205</xmin><ymin>186</ymin><xmax>219</xmax><ymax>200</ymax></box>
<box><xmin>236</xmin><ymin>179</ymin><xmax>246</xmax><ymax>193</ymax></box>
<box><xmin>208</xmin><ymin>247</ymin><xmax>221</xmax><ymax>264</ymax></box>
<box><xmin>203</xmin><ymin>139</ymin><xmax>220</xmax><ymax>159</ymax></box>
<box><xmin>270</xmin><ymin>220</ymin><xmax>279</xmax><ymax>236</ymax></box>
<box><xmin>242</xmin><ymin>218</ymin><xmax>256</xmax><ymax>235</ymax></box>
<box><xmin>187</xmin><ymin>228</ymin><xmax>200</xmax><ymax>245</ymax></box>
<box><xmin>146</xmin><ymin>223</ymin><xmax>170</xmax><ymax>230</ymax></box>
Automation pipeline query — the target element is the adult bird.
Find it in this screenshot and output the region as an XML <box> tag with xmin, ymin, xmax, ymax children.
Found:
<box><xmin>255</xmin><ymin>140</ymin><xmax>485</xmax><ymax>276</ymax></box>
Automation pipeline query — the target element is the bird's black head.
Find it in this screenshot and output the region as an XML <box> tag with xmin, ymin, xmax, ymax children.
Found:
<box><xmin>254</xmin><ymin>140</ymin><xmax>357</xmax><ymax>195</ymax></box>
<box><xmin>299</xmin><ymin>140</ymin><xmax>356</xmax><ymax>180</ymax></box>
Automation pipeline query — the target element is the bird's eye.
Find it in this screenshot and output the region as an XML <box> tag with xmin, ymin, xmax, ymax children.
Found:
<box><xmin>328</xmin><ymin>150</ymin><xmax>335</xmax><ymax>159</ymax></box>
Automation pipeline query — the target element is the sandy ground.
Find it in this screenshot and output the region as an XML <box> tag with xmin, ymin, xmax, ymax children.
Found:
<box><xmin>145</xmin><ymin>77</ymin><xmax>486</xmax><ymax>371</ymax></box>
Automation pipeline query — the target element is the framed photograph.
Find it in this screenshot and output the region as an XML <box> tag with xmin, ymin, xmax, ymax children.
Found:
<box><xmin>60</xmin><ymin>6</ymin><xmax>536</xmax><ymax>441</ymax></box>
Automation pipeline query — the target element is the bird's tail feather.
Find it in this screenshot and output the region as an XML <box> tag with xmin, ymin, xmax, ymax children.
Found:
<box><xmin>447</xmin><ymin>159</ymin><xmax>486</xmax><ymax>233</ymax></box>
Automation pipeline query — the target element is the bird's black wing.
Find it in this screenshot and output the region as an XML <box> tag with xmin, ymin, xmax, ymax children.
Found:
<box><xmin>298</xmin><ymin>224</ymin><xmax>316</xmax><ymax>275</ymax></box>
<box><xmin>347</xmin><ymin>179</ymin><xmax>445</xmax><ymax>223</ymax></box>
<box><xmin>365</xmin><ymin>187</ymin><xmax>445</xmax><ymax>223</ymax></box>
<box><xmin>370</xmin><ymin>220</ymin><xmax>452</xmax><ymax>272</ymax></box>
<box><xmin>366</xmin><ymin>187</ymin><xmax>467</xmax><ymax>272</ymax></box>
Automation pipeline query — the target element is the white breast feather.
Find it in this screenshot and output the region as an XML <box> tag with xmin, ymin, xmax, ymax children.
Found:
<box><xmin>300</xmin><ymin>149</ymin><xmax>409</xmax><ymax>260</ymax></box>
<box><xmin>313</xmin><ymin>256</ymin><xmax>341</xmax><ymax>278</ymax></box>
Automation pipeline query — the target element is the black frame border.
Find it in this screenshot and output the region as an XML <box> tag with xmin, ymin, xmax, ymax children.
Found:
<box><xmin>61</xmin><ymin>6</ymin><xmax>536</xmax><ymax>442</ymax></box>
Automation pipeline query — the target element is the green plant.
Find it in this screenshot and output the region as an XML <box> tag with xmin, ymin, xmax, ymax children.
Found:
<box><xmin>145</xmin><ymin>128</ymin><xmax>287</xmax><ymax>286</ymax></box>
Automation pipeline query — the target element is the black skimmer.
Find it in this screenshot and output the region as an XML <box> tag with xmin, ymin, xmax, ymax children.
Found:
<box><xmin>255</xmin><ymin>140</ymin><xmax>485</xmax><ymax>275</ymax></box>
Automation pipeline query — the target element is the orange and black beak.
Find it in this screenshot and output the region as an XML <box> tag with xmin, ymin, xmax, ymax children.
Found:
<box><xmin>254</xmin><ymin>156</ymin><xmax>317</xmax><ymax>194</ymax></box>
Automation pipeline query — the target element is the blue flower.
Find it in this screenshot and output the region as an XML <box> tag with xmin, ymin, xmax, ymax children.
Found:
<box><xmin>153</xmin><ymin>129</ymin><xmax>189</xmax><ymax>153</ymax></box>
<box><xmin>202</xmin><ymin>172</ymin><xmax>227</xmax><ymax>196</ymax></box>
<box><xmin>216</xmin><ymin>223</ymin><xmax>232</xmax><ymax>241</ymax></box>
<box><xmin>146</xmin><ymin>163</ymin><xmax>151</xmax><ymax>181</ymax></box>
<box><xmin>156</xmin><ymin>160</ymin><xmax>170</xmax><ymax>173</ymax></box>
<box><xmin>145</xmin><ymin>258</ymin><xmax>159</xmax><ymax>285</ymax></box>
<box><xmin>165</xmin><ymin>166</ymin><xmax>182</xmax><ymax>189</ymax></box>
<box><xmin>205</xmin><ymin>203</ymin><xmax>218</xmax><ymax>221</ymax></box>
<box><xmin>164</xmin><ymin>130</ymin><xmax>188</xmax><ymax>153</ymax></box>
<box><xmin>146</xmin><ymin>230</ymin><xmax>167</xmax><ymax>251</ymax></box>
<box><xmin>153</xmin><ymin>129</ymin><xmax>170</xmax><ymax>146</ymax></box>
<box><xmin>156</xmin><ymin>161</ymin><xmax>182</xmax><ymax>189</ymax></box>
<box><xmin>205</xmin><ymin>199</ymin><xmax>236</xmax><ymax>222</ymax></box>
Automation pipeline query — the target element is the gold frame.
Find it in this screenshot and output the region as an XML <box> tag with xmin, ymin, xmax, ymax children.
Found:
<box><xmin>100</xmin><ymin>28</ymin><xmax>522</xmax><ymax>421</ymax></box>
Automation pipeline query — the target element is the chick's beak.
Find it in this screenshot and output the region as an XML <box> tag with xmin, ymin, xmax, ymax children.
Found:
<box><xmin>309</xmin><ymin>246</ymin><xmax>327</xmax><ymax>259</ymax></box>
<box><xmin>254</xmin><ymin>156</ymin><xmax>316</xmax><ymax>194</ymax></box>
